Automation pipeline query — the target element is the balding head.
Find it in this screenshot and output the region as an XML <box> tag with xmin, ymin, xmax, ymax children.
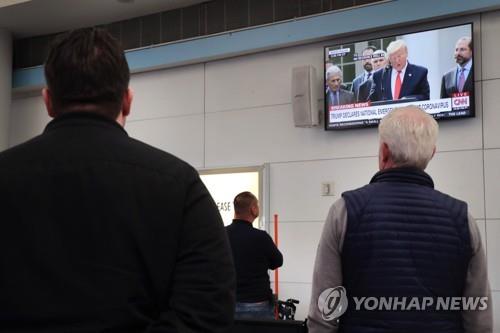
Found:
<box><xmin>233</xmin><ymin>191</ymin><xmax>259</xmax><ymax>223</ymax></box>
<box><xmin>454</xmin><ymin>36</ymin><xmax>473</xmax><ymax>66</ymax></box>
<box><xmin>378</xmin><ymin>106</ymin><xmax>438</xmax><ymax>171</ymax></box>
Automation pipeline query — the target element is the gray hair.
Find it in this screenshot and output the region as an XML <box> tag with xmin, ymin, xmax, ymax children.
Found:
<box><xmin>378</xmin><ymin>106</ymin><xmax>438</xmax><ymax>170</ymax></box>
<box><xmin>386</xmin><ymin>39</ymin><xmax>407</xmax><ymax>56</ymax></box>
<box><xmin>325</xmin><ymin>65</ymin><xmax>343</xmax><ymax>80</ymax></box>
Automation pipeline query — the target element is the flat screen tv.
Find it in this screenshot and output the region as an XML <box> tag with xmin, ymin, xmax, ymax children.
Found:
<box><xmin>324</xmin><ymin>23</ymin><xmax>474</xmax><ymax>130</ymax></box>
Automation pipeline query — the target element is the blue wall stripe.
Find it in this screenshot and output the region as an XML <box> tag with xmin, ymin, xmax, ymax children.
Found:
<box><xmin>12</xmin><ymin>0</ymin><xmax>500</xmax><ymax>90</ymax></box>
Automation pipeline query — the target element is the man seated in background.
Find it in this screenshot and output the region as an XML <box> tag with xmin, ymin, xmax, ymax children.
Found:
<box><xmin>441</xmin><ymin>36</ymin><xmax>473</xmax><ymax>98</ymax></box>
<box><xmin>326</xmin><ymin>65</ymin><xmax>355</xmax><ymax>109</ymax></box>
<box><xmin>369</xmin><ymin>40</ymin><xmax>430</xmax><ymax>102</ymax></box>
<box><xmin>226</xmin><ymin>191</ymin><xmax>283</xmax><ymax>319</ymax></box>
<box><xmin>0</xmin><ymin>27</ymin><xmax>235</xmax><ymax>332</ymax></box>
<box><xmin>307</xmin><ymin>106</ymin><xmax>491</xmax><ymax>333</ymax></box>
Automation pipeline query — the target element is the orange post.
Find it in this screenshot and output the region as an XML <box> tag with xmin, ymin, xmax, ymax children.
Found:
<box><xmin>274</xmin><ymin>213</ymin><xmax>279</xmax><ymax>319</ymax></box>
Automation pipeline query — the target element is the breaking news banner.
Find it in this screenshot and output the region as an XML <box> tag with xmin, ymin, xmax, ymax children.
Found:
<box><xmin>328</xmin><ymin>92</ymin><xmax>470</xmax><ymax>128</ymax></box>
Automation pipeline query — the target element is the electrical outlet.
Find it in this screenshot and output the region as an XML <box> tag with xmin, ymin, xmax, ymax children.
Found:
<box><xmin>321</xmin><ymin>181</ymin><xmax>335</xmax><ymax>196</ymax></box>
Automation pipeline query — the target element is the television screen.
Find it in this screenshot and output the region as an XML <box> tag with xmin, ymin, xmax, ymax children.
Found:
<box><xmin>324</xmin><ymin>23</ymin><xmax>474</xmax><ymax>130</ymax></box>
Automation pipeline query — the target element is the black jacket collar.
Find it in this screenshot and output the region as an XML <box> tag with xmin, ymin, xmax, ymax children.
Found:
<box><xmin>370</xmin><ymin>167</ymin><xmax>434</xmax><ymax>188</ymax></box>
<box><xmin>44</xmin><ymin>112</ymin><xmax>128</xmax><ymax>135</ymax></box>
<box><xmin>232</xmin><ymin>219</ymin><xmax>253</xmax><ymax>227</ymax></box>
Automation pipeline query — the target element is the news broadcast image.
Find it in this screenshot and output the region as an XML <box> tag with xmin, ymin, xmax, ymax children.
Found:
<box><xmin>324</xmin><ymin>23</ymin><xmax>474</xmax><ymax>130</ymax></box>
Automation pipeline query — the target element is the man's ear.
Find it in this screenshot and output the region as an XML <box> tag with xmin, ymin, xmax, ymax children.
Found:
<box><xmin>42</xmin><ymin>88</ymin><xmax>56</xmax><ymax>118</ymax></box>
<box><xmin>379</xmin><ymin>142</ymin><xmax>391</xmax><ymax>170</ymax></box>
<box><xmin>121</xmin><ymin>87</ymin><xmax>133</xmax><ymax>118</ymax></box>
<box><xmin>431</xmin><ymin>146</ymin><xmax>436</xmax><ymax>158</ymax></box>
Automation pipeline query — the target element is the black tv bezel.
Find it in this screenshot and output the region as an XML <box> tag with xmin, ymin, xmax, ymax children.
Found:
<box><xmin>323</xmin><ymin>22</ymin><xmax>475</xmax><ymax>131</ymax></box>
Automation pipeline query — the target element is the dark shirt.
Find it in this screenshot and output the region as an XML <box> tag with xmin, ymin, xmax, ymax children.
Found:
<box><xmin>0</xmin><ymin>112</ymin><xmax>235</xmax><ymax>332</ymax></box>
<box><xmin>226</xmin><ymin>219</ymin><xmax>283</xmax><ymax>302</ymax></box>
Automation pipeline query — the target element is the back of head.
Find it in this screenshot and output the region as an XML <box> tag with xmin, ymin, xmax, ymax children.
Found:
<box><xmin>233</xmin><ymin>191</ymin><xmax>257</xmax><ymax>216</ymax></box>
<box><xmin>378</xmin><ymin>106</ymin><xmax>438</xmax><ymax>170</ymax></box>
<box><xmin>44</xmin><ymin>28</ymin><xmax>130</xmax><ymax>119</ymax></box>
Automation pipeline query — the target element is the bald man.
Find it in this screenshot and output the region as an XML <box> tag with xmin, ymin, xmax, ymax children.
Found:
<box><xmin>441</xmin><ymin>36</ymin><xmax>474</xmax><ymax>98</ymax></box>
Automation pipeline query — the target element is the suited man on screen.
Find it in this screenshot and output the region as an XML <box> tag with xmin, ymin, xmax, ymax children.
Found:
<box><xmin>326</xmin><ymin>65</ymin><xmax>354</xmax><ymax>110</ymax></box>
<box><xmin>351</xmin><ymin>46</ymin><xmax>376</xmax><ymax>102</ymax></box>
<box><xmin>369</xmin><ymin>40</ymin><xmax>430</xmax><ymax>102</ymax></box>
<box><xmin>441</xmin><ymin>36</ymin><xmax>473</xmax><ymax>98</ymax></box>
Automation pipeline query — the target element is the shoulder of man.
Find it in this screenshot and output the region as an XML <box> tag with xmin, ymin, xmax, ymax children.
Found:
<box><xmin>125</xmin><ymin>136</ymin><xmax>199</xmax><ymax>179</ymax></box>
<box><xmin>253</xmin><ymin>227</ymin><xmax>276</xmax><ymax>242</ymax></box>
<box><xmin>431</xmin><ymin>187</ymin><xmax>468</xmax><ymax>210</ymax></box>
<box><xmin>407</xmin><ymin>62</ymin><xmax>428</xmax><ymax>75</ymax></box>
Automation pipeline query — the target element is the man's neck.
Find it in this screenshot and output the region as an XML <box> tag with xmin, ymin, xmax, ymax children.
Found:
<box><xmin>459</xmin><ymin>59</ymin><xmax>472</xmax><ymax>69</ymax></box>
<box><xmin>234</xmin><ymin>216</ymin><xmax>254</xmax><ymax>224</ymax></box>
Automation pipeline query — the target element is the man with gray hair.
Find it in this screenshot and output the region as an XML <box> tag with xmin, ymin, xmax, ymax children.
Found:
<box><xmin>308</xmin><ymin>106</ymin><xmax>491</xmax><ymax>333</ymax></box>
<box><xmin>326</xmin><ymin>65</ymin><xmax>354</xmax><ymax>110</ymax></box>
<box><xmin>369</xmin><ymin>40</ymin><xmax>430</xmax><ymax>102</ymax></box>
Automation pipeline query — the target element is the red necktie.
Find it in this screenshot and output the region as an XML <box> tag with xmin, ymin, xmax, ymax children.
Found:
<box><xmin>394</xmin><ymin>71</ymin><xmax>402</xmax><ymax>100</ymax></box>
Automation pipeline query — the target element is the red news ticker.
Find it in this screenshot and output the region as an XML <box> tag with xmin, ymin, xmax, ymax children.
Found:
<box><xmin>331</xmin><ymin>102</ymin><xmax>371</xmax><ymax>111</ymax></box>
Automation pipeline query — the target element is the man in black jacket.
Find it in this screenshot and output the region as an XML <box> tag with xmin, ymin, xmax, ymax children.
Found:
<box><xmin>0</xmin><ymin>28</ymin><xmax>235</xmax><ymax>332</ymax></box>
<box><xmin>226</xmin><ymin>192</ymin><xmax>283</xmax><ymax>319</ymax></box>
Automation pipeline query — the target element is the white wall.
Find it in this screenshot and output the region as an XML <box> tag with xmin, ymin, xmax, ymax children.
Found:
<box><xmin>9</xmin><ymin>10</ymin><xmax>500</xmax><ymax>328</ymax></box>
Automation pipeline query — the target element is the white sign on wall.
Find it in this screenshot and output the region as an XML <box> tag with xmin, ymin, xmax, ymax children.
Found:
<box><xmin>199</xmin><ymin>167</ymin><xmax>262</xmax><ymax>227</ymax></box>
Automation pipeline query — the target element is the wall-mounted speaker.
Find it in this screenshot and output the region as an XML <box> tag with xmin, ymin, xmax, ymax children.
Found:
<box><xmin>291</xmin><ymin>65</ymin><xmax>319</xmax><ymax>128</ymax></box>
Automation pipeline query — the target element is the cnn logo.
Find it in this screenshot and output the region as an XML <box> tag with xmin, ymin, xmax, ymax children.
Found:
<box><xmin>453</xmin><ymin>97</ymin><xmax>469</xmax><ymax>107</ymax></box>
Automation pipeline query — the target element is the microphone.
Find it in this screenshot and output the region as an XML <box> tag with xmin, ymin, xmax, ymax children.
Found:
<box><xmin>381</xmin><ymin>64</ymin><xmax>392</xmax><ymax>101</ymax></box>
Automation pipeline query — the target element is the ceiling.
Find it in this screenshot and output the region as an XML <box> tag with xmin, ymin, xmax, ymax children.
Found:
<box><xmin>0</xmin><ymin>0</ymin><xmax>208</xmax><ymax>38</ymax></box>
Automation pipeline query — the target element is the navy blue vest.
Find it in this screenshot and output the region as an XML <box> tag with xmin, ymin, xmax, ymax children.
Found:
<box><xmin>340</xmin><ymin>168</ymin><xmax>472</xmax><ymax>333</ymax></box>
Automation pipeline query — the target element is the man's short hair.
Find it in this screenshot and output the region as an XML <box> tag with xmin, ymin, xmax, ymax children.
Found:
<box><xmin>386</xmin><ymin>39</ymin><xmax>407</xmax><ymax>56</ymax></box>
<box><xmin>233</xmin><ymin>191</ymin><xmax>257</xmax><ymax>215</ymax></box>
<box><xmin>326</xmin><ymin>65</ymin><xmax>343</xmax><ymax>81</ymax></box>
<box><xmin>379</xmin><ymin>106</ymin><xmax>438</xmax><ymax>170</ymax></box>
<box><xmin>44</xmin><ymin>27</ymin><xmax>130</xmax><ymax>119</ymax></box>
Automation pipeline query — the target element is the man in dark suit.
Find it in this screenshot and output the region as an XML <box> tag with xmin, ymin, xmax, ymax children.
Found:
<box><xmin>0</xmin><ymin>28</ymin><xmax>235</xmax><ymax>332</ymax></box>
<box><xmin>441</xmin><ymin>36</ymin><xmax>473</xmax><ymax>98</ymax></box>
<box><xmin>351</xmin><ymin>46</ymin><xmax>376</xmax><ymax>102</ymax></box>
<box><xmin>326</xmin><ymin>65</ymin><xmax>355</xmax><ymax>110</ymax></box>
<box><xmin>369</xmin><ymin>40</ymin><xmax>430</xmax><ymax>102</ymax></box>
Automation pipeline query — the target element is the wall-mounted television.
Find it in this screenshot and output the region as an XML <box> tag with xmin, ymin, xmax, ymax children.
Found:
<box><xmin>324</xmin><ymin>23</ymin><xmax>474</xmax><ymax>130</ymax></box>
